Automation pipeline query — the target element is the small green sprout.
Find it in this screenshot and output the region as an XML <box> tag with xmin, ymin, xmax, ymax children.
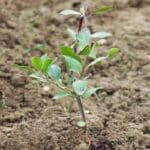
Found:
<box><xmin>16</xmin><ymin>2</ymin><xmax>119</xmax><ymax>128</ymax></box>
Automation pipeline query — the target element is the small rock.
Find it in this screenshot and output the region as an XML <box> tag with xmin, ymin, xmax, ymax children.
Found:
<box><xmin>76</xmin><ymin>143</ymin><xmax>88</xmax><ymax>150</ymax></box>
<box><xmin>43</xmin><ymin>86</ymin><xmax>50</xmax><ymax>92</ymax></box>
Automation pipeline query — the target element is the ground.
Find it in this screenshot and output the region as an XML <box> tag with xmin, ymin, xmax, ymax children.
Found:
<box><xmin>0</xmin><ymin>0</ymin><xmax>150</xmax><ymax>150</ymax></box>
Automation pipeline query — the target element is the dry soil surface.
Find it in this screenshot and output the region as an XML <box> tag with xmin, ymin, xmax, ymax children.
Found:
<box><xmin>0</xmin><ymin>0</ymin><xmax>150</xmax><ymax>150</ymax></box>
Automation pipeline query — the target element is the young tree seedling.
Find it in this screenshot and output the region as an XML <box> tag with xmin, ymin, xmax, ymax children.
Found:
<box><xmin>16</xmin><ymin>2</ymin><xmax>119</xmax><ymax>128</ymax></box>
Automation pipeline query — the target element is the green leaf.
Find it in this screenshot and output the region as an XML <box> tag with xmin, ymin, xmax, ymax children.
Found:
<box><xmin>89</xmin><ymin>42</ymin><xmax>100</xmax><ymax>59</ymax></box>
<box><xmin>53</xmin><ymin>91</ymin><xmax>70</xmax><ymax>100</ymax></box>
<box><xmin>67</xmin><ymin>28</ymin><xmax>77</xmax><ymax>40</ymax></box>
<box><xmin>88</xmin><ymin>57</ymin><xmax>107</xmax><ymax>67</ymax></box>
<box><xmin>60</xmin><ymin>9</ymin><xmax>81</xmax><ymax>15</ymax></box>
<box><xmin>91</xmin><ymin>32</ymin><xmax>111</xmax><ymax>39</ymax></box>
<box><xmin>79</xmin><ymin>45</ymin><xmax>91</xmax><ymax>55</ymax></box>
<box><xmin>77</xmin><ymin>120</ymin><xmax>86</xmax><ymax>127</ymax></box>
<box><xmin>83</xmin><ymin>87</ymin><xmax>100</xmax><ymax>98</ymax></box>
<box><xmin>48</xmin><ymin>64</ymin><xmax>61</xmax><ymax>80</ymax></box>
<box><xmin>89</xmin><ymin>50</ymin><xmax>97</xmax><ymax>59</ymax></box>
<box><xmin>108</xmin><ymin>48</ymin><xmax>119</xmax><ymax>59</ymax></box>
<box><xmin>40</xmin><ymin>54</ymin><xmax>53</xmax><ymax>73</ymax></box>
<box><xmin>93</xmin><ymin>6</ymin><xmax>112</xmax><ymax>14</ymax></box>
<box><xmin>60</xmin><ymin>46</ymin><xmax>81</xmax><ymax>63</ymax></box>
<box><xmin>72</xmin><ymin>80</ymin><xmax>87</xmax><ymax>95</ymax></box>
<box><xmin>31</xmin><ymin>57</ymin><xmax>42</xmax><ymax>70</ymax></box>
<box><xmin>42</xmin><ymin>58</ymin><xmax>53</xmax><ymax>73</ymax></box>
<box><xmin>40</xmin><ymin>54</ymin><xmax>48</xmax><ymax>62</ymax></box>
<box><xmin>64</xmin><ymin>56</ymin><xmax>82</xmax><ymax>73</ymax></box>
<box><xmin>77</xmin><ymin>28</ymin><xmax>91</xmax><ymax>50</ymax></box>
<box><xmin>80</xmin><ymin>6</ymin><xmax>85</xmax><ymax>15</ymax></box>
<box><xmin>14</xmin><ymin>64</ymin><xmax>32</xmax><ymax>72</ymax></box>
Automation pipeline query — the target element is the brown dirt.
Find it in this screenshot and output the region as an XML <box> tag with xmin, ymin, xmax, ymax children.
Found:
<box><xmin>0</xmin><ymin>0</ymin><xmax>150</xmax><ymax>150</ymax></box>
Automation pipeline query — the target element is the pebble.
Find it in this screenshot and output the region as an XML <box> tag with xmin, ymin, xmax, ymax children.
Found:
<box><xmin>76</xmin><ymin>143</ymin><xmax>88</xmax><ymax>150</ymax></box>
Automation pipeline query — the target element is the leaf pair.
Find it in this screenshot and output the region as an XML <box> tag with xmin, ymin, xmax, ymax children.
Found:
<box><xmin>72</xmin><ymin>80</ymin><xmax>100</xmax><ymax>98</ymax></box>
<box><xmin>31</xmin><ymin>54</ymin><xmax>61</xmax><ymax>80</ymax></box>
<box><xmin>88</xmin><ymin>48</ymin><xmax>119</xmax><ymax>67</ymax></box>
<box><xmin>67</xmin><ymin>27</ymin><xmax>91</xmax><ymax>51</ymax></box>
<box><xmin>31</xmin><ymin>54</ymin><xmax>52</xmax><ymax>73</ymax></box>
<box><xmin>68</xmin><ymin>29</ymin><xmax>111</xmax><ymax>41</ymax></box>
<box><xmin>53</xmin><ymin>80</ymin><xmax>87</xmax><ymax>100</ymax></box>
<box><xmin>53</xmin><ymin>80</ymin><xmax>100</xmax><ymax>100</ymax></box>
<box><xmin>54</xmin><ymin>80</ymin><xmax>87</xmax><ymax>99</ymax></box>
<box><xmin>60</xmin><ymin>6</ymin><xmax>112</xmax><ymax>16</ymax></box>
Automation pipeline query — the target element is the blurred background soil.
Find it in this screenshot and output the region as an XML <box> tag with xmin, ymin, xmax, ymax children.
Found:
<box><xmin>0</xmin><ymin>0</ymin><xmax>150</xmax><ymax>149</ymax></box>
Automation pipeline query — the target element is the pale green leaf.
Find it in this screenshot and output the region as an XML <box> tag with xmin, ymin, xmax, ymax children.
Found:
<box><xmin>64</xmin><ymin>56</ymin><xmax>82</xmax><ymax>73</ymax></box>
<box><xmin>48</xmin><ymin>64</ymin><xmax>61</xmax><ymax>80</ymax></box>
<box><xmin>91</xmin><ymin>32</ymin><xmax>111</xmax><ymax>39</ymax></box>
<box><xmin>89</xmin><ymin>42</ymin><xmax>100</xmax><ymax>58</ymax></box>
<box><xmin>77</xmin><ymin>28</ymin><xmax>91</xmax><ymax>50</ymax></box>
<box><xmin>93</xmin><ymin>6</ymin><xmax>112</xmax><ymax>14</ymax></box>
<box><xmin>80</xmin><ymin>6</ymin><xmax>85</xmax><ymax>15</ymax></box>
<box><xmin>89</xmin><ymin>50</ymin><xmax>97</xmax><ymax>59</ymax></box>
<box><xmin>72</xmin><ymin>80</ymin><xmax>87</xmax><ymax>95</ymax></box>
<box><xmin>53</xmin><ymin>91</ymin><xmax>70</xmax><ymax>100</ymax></box>
<box><xmin>60</xmin><ymin>9</ymin><xmax>81</xmax><ymax>15</ymax></box>
<box><xmin>40</xmin><ymin>54</ymin><xmax>48</xmax><ymax>62</ymax></box>
<box><xmin>83</xmin><ymin>87</ymin><xmax>100</xmax><ymax>98</ymax></box>
<box><xmin>108</xmin><ymin>48</ymin><xmax>119</xmax><ymax>59</ymax></box>
<box><xmin>77</xmin><ymin>120</ymin><xmax>86</xmax><ymax>127</ymax></box>
<box><xmin>30</xmin><ymin>73</ymin><xmax>45</xmax><ymax>82</ymax></box>
<box><xmin>67</xmin><ymin>28</ymin><xmax>77</xmax><ymax>40</ymax></box>
<box><xmin>88</xmin><ymin>57</ymin><xmax>107</xmax><ymax>67</ymax></box>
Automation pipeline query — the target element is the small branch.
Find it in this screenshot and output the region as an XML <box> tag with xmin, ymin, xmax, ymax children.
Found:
<box><xmin>47</xmin><ymin>78</ymin><xmax>73</xmax><ymax>95</ymax></box>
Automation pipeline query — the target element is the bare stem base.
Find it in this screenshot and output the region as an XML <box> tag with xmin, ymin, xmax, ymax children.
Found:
<box><xmin>76</xmin><ymin>96</ymin><xmax>86</xmax><ymax>122</ymax></box>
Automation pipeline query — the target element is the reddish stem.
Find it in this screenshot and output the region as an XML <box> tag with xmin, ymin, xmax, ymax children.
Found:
<box><xmin>78</xmin><ymin>16</ymin><xmax>84</xmax><ymax>32</ymax></box>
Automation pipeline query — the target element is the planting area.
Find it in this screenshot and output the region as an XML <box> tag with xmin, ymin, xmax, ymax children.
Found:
<box><xmin>0</xmin><ymin>0</ymin><xmax>150</xmax><ymax>149</ymax></box>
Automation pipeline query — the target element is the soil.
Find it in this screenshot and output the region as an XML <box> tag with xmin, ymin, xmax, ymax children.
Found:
<box><xmin>0</xmin><ymin>0</ymin><xmax>150</xmax><ymax>150</ymax></box>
